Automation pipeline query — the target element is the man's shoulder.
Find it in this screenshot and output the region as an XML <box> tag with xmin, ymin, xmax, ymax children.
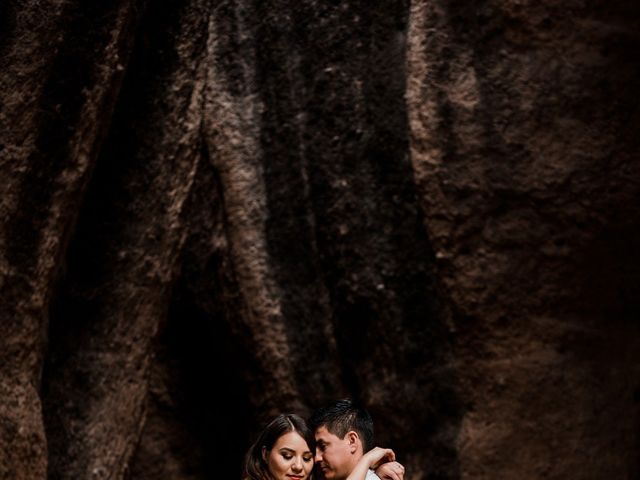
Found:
<box><xmin>366</xmin><ymin>469</ymin><xmax>380</xmax><ymax>480</ymax></box>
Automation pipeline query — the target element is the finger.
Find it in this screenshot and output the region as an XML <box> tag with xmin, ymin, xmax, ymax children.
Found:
<box><xmin>378</xmin><ymin>461</ymin><xmax>403</xmax><ymax>480</ymax></box>
<box><xmin>387</xmin><ymin>462</ymin><xmax>404</xmax><ymax>480</ymax></box>
<box><xmin>372</xmin><ymin>449</ymin><xmax>395</xmax><ymax>469</ymax></box>
<box><xmin>384</xmin><ymin>449</ymin><xmax>396</xmax><ymax>463</ymax></box>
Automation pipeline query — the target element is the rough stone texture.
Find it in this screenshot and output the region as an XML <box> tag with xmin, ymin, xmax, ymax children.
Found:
<box><xmin>0</xmin><ymin>1</ymin><xmax>143</xmax><ymax>478</ymax></box>
<box><xmin>407</xmin><ymin>1</ymin><xmax>640</xmax><ymax>478</ymax></box>
<box><xmin>0</xmin><ymin>0</ymin><xmax>638</xmax><ymax>479</ymax></box>
<box><xmin>41</xmin><ymin>0</ymin><xmax>205</xmax><ymax>477</ymax></box>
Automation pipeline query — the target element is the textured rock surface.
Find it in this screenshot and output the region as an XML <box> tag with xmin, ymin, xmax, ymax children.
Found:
<box><xmin>407</xmin><ymin>1</ymin><xmax>640</xmax><ymax>478</ymax></box>
<box><xmin>0</xmin><ymin>1</ymin><xmax>638</xmax><ymax>479</ymax></box>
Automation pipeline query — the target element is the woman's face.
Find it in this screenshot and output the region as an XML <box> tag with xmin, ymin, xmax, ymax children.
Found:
<box><xmin>264</xmin><ymin>431</ymin><xmax>314</xmax><ymax>480</ymax></box>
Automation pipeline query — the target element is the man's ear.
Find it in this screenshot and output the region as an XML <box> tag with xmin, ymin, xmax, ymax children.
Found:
<box><xmin>346</xmin><ymin>431</ymin><xmax>360</xmax><ymax>454</ymax></box>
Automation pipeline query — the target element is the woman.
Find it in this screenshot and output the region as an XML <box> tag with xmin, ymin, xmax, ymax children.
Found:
<box><xmin>242</xmin><ymin>413</ymin><xmax>316</xmax><ymax>480</ymax></box>
<box><xmin>242</xmin><ymin>414</ymin><xmax>398</xmax><ymax>480</ymax></box>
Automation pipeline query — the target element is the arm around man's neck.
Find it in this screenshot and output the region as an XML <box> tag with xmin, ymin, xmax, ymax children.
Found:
<box><xmin>346</xmin><ymin>448</ymin><xmax>396</xmax><ymax>480</ymax></box>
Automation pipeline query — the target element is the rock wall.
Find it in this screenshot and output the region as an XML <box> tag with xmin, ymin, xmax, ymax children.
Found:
<box><xmin>407</xmin><ymin>1</ymin><xmax>640</xmax><ymax>478</ymax></box>
<box><xmin>0</xmin><ymin>1</ymin><xmax>638</xmax><ymax>479</ymax></box>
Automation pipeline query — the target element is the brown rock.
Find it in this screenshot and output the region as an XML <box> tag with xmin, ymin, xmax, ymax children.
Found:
<box><xmin>0</xmin><ymin>1</ymin><xmax>638</xmax><ymax>479</ymax></box>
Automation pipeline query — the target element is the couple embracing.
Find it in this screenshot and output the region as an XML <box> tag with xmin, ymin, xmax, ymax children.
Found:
<box><xmin>242</xmin><ymin>398</ymin><xmax>406</xmax><ymax>480</ymax></box>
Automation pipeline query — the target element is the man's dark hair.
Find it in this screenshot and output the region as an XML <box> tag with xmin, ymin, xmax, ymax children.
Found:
<box><xmin>309</xmin><ymin>398</ymin><xmax>374</xmax><ymax>452</ymax></box>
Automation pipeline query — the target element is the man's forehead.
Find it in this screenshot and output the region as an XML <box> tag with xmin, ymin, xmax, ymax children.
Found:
<box><xmin>314</xmin><ymin>425</ymin><xmax>337</xmax><ymax>441</ymax></box>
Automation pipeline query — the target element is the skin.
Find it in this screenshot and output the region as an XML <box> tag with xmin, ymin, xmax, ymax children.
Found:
<box><xmin>375</xmin><ymin>461</ymin><xmax>405</xmax><ymax>480</ymax></box>
<box><xmin>314</xmin><ymin>426</ymin><xmax>405</xmax><ymax>480</ymax></box>
<box><xmin>346</xmin><ymin>447</ymin><xmax>396</xmax><ymax>480</ymax></box>
<box><xmin>264</xmin><ymin>431</ymin><xmax>315</xmax><ymax>480</ymax></box>
<box><xmin>314</xmin><ymin>426</ymin><xmax>357</xmax><ymax>480</ymax></box>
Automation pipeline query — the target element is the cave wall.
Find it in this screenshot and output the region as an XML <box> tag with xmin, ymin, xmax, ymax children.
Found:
<box><xmin>0</xmin><ymin>1</ymin><xmax>638</xmax><ymax>479</ymax></box>
<box><xmin>407</xmin><ymin>1</ymin><xmax>640</xmax><ymax>478</ymax></box>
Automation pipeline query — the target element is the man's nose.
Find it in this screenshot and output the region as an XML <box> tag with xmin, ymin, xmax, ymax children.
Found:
<box><xmin>314</xmin><ymin>450</ymin><xmax>322</xmax><ymax>463</ymax></box>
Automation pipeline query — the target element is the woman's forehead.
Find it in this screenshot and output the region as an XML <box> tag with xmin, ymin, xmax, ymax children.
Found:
<box><xmin>274</xmin><ymin>431</ymin><xmax>312</xmax><ymax>452</ymax></box>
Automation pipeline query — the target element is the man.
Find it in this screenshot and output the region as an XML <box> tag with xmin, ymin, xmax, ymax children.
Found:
<box><xmin>309</xmin><ymin>399</ymin><xmax>405</xmax><ymax>480</ymax></box>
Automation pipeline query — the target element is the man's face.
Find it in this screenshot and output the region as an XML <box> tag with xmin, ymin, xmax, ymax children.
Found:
<box><xmin>314</xmin><ymin>426</ymin><xmax>354</xmax><ymax>480</ymax></box>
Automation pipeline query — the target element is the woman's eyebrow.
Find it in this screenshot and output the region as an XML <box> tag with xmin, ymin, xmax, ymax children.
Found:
<box><xmin>279</xmin><ymin>447</ymin><xmax>312</xmax><ymax>454</ymax></box>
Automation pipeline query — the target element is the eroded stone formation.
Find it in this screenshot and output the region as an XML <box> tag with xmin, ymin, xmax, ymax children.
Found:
<box><xmin>1</xmin><ymin>1</ymin><xmax>638</xmax><ymax>479</ymax></box>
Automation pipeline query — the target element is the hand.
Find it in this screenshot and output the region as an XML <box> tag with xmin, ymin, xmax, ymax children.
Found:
<box><xmin>347</xmin><ymin>447</ymin><xmax>399</xmax><ymax>480</ymax></box>
<box><xmin>374</xmin><ymin>460</ymin><xmax>405</xmax><ymax>480</ymax></box>
<box><xmin>364</xmin><ymin>447</ymin><xmax>395</xmax><ymax>469</ymax></box>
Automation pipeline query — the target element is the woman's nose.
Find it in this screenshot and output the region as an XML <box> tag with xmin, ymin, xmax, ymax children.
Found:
<box><xmin>291</xmin><ymin>456</ymin><xmax>303</xmax><ymax>472</ymax></box>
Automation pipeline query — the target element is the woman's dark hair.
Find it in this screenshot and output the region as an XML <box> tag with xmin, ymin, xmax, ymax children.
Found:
<box><xmin>242</xmin><ymin>413</ymin><xmax>315</xmax><ymax>480</ymax></box>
